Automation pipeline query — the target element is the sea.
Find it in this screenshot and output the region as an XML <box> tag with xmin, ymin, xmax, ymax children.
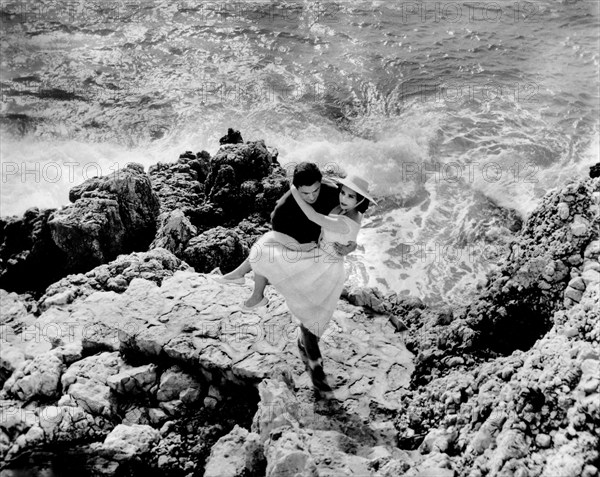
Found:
<box><xmin>1</xmin><ymin>0</ymin><xmax>598</xmax><ymax>308</ymax></box>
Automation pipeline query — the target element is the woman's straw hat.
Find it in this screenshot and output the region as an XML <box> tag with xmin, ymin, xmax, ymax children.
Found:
<box><xmin>335</xmin><ymin>174</ymin><xmax>378</xmax><ymax>205</ymax></box>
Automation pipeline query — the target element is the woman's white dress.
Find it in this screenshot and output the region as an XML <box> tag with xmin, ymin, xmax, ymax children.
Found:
<box><xmin>249</xmin><ymin>214</ymin><xmax>360</xmax><ymax>337</ymax></box>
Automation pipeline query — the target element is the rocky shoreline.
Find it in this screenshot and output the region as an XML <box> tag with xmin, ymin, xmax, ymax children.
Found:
<box><xmin>0</xmin><ymin>132</ymin><xmax>598</xmax><ymax>476</ymax></box>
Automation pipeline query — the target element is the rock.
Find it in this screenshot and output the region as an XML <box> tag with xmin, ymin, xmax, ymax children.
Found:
<box><xmin>183</xmin><ymin>226</ymin><xmax>247</xmax><ymax>273</ymax></box>
<box><xmin>0</xmin><ymin>345</ymin><xmax>26</xmax><ymax>386</ymax></box>
<box><xmin>543</xmin><ymin>447</ymin><xmax>584</xmax><ymax>477</ymax></box>
<box><xmin>204</xmin><ymin>425</ymin><xmax>263</xmax><ymax>477</ymax></box>
<box><xmin>106</xmin><ymin>364</ymin><xmax>158</xmax><ymax>395</ymax></box>
<box><xmin>0</xmin><ymin>208</ymin><xmax>67</xmax><ymax>293</ymax></box>
<box><xmin>149</xmin><ymin>151</ymin><xmax>210</xmax><ymax>215</ymax></box>
<box><xmin>39</xmin><ymin>248</ymin><xmax>190</xmax><ymax>309</ymax></box>
<box><xmin>571</xmin><ymin>215</ymin><xmax>590</xmax><ymax>236</ymax></box>
<box><xmin>4</xmin><ymin>352</ymin><xmax>64</xmax><ymax>400</ymax></box>
<box><xmin>435</xmin><ymin>307</ymin><xmax>454</xmax><ymax>325</ymax></box>
<box><xmin>156</xmin><ymin>366</ymin><xmax>202</xmax><ymax>404</ymax></box>
<box><xmin>582</xmin><ymin>465</ymin><xmax>599</xmax><ymax>477</ymax></box>
<box><xmin>264</xmin><ymin>428</ymin><xmax>317</xmax><ymax>477</ymax></box>
<box><xmin>589</xmin><ymin>163</ymin><xmax>600</xmax><ymax>178</ymax></box>
<box><xmin>100</xmin><ymin>424</ymin><xmax>160</xmax><ymax>461</ymax></box>
<box><xmin>535</xmin><ymin>433</ymin><xmax>551</xmax><ymax>448</ymax></box>
<box><xmin>581</xmin><ymin>269</ymin><xmax>600</xmax><ymax>286</ymax></box>
<box><xmin>251</xmin><ymin>378</ymin><xmax>299</xmax><ymax>443</ymax></box>
<box><xmin>584</xmin><ymin>240</ymin><xmax>600</xmax><ymax>258</ymax></box>
<box><xmin>581</xmin><ymin>378</ymin><xmax>599</xmax><ymax>394</ymax></box>
<box><xmin>419</xmin><ymin>428</ymin><xmax>457</xmax><ymax>454</ymax></box>
<box><xmin>150</xmin><ymin>209</ymin><xmax>197</xmax><ymax>255</ymax></box>
<box><xmin>565</xmin><ymin>287</ymin><xmax>583</xmax><ymax>303</ymax></box>
<box><xmin>557</xmin><ymin>202</ymin><xmax>570</xmax><ymax>220</ymax></box>
<box><xmin>148</xmin><ymin>408</ymin><xmax>168</xmax><ymax>426</ymax></box>
<box><xmin>219</xmin><ymin>128</ymin><xmax>244</xmax><ymax>145</ymax></box>
<box><xmin>49</xmin><ymin>163</ymin><xmax>160</xmax><ymax>273</ymax></box>
<box><xmin>568</xmin><ymin>277</ymin><xmax>586</xmax><ymax>291</ymax></box>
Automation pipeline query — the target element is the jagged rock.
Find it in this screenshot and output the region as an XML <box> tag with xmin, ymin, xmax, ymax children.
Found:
<box><xmin>99</xmin><ymin>423</ymin><xmax>160</xmax><ymax>461</ymax></box>
<box><xmin>204</xmin><ymin>425</ymin><xmax>263</xmax><ymax>477</ymax></box>
<box><xmin>156</xmin><ymin>366</ymin><xmax>202</xmax><ymax>404</ymax></box>
<box><xmin>251</xmin><ymin>378</ymin><xmax>299</xmax><ymax>444</ymax></box>
<box><xmin>264</xmin><ymin>428</ymin><xmax>317</xmax><ymax>477</ymax></box>
<box><xmin>0</xmin><ymin>164</ymin><xmax>160</xmax><ymax>294</ymax></box>
<box><xmin>150</xmin><ymin>209</ymin><xmax>197</xmax><ymax>255</ymax></box>
<box><xmin>39</xmin><ymin>248</ymin><xmax>191</xmax><ymax>310</ymax></box>
<box><xmin>107</xmin><ymin>363</ymin><xmax>158</xmax><ymax>396</ymax></box>
<box><xmin>61</xmin><ymin>352</ymin><xmax>126</xmax><ymax>418</ymax></box>
<box><xmin>590</xmin><ymin>163</ymin><xmax>600</xmax><ymax>178</ymax></box>
<box><xmin>149</xmin><ymin>151</ymin><xmax>210</xmax><ymax>214</ymax></box>
<box><xmin>150</xmin><ymin>140</ymin><xmax>287</xmax><ymax>235</ymax></box>
<box><xmin>183</xmin><ymin>226</ymin><xmax>247</xmax><ymax>273</ymax></box>
<box><xmin>460</xmin><ymin>177</ymin><xmax>599</xmax><ymax>354</ymax></box>
<box><xmin>219</xmin><ymin>128</ymin><xmax>244</xmax><ymax>145</ymax></box>
<box><xmin>3</xmin><ymin>352</ymin><xmax>64</xmax><ymax>400</ymax></box>
<box><xmin>49</xmin><ymin>163</ymin><xmax>160</xmax><ymax>273</ymax></box>
<box><xmin>0</xmin><ymin>207</ymin><xmax>66</xmax><ymax>293</ymax></box>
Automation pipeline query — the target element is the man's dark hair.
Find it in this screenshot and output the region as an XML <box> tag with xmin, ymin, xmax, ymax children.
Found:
<box><xmin>293</xmin><ymin>162</ymin><xmax>322</xmax><ymax>187</ymax></box>
<box><xmin>338</xmin><ymin>185</ymin><xmax>370</xmax><ymax>213</ymax></box>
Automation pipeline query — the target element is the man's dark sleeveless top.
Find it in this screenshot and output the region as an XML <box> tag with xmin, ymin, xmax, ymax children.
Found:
<box><xmin>271</xmin><ymin>182</ymin><xmax>339</xmax><ymax>244</ymax></box>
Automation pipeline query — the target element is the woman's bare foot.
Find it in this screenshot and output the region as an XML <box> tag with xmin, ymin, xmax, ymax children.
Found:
<box><xmin>223</xmin><ymin>271</ymin><xmax>244</xmax><ymax>280</ymax></box>
<box><xmin>243</xmin><ymin>293</ymin><xmax>267</xmax><ymax>308</ymax></box>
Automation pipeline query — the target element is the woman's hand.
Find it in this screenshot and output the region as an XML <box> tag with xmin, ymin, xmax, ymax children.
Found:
<box><xmin>290</xmin><ymin>184</ymin><xmax>302</xmax><ymax>202</ymax></box>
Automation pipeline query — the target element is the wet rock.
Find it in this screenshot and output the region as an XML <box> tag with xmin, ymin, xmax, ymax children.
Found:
<box><xmin>219</xmin><ymin>128</ymin><xmax>244</xmax><ymax>145</ymax></box>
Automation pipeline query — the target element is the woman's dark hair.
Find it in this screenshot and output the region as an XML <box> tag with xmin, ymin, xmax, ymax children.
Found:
<box><xmin>338</xmin><ymin>184</ymin><xmax>370</xmax><ymax>213</ymax></box>
<box><xmin>293</xmin><ymin>162</ymin><xmax>322</xmax><ymax>187</ymax></box>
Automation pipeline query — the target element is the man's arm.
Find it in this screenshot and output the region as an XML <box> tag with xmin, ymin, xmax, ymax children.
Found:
<box><xmin>333</xmin><ymin>241</ymin><xmax>357</xmax><ymax>256</ymax></box>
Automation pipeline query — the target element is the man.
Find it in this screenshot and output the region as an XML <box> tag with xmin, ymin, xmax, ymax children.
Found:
<box><xmin>220</xmin><ymin>162</ymin><xmax>356</xmax><ymax>397</ymax></box>
<box><xmin>269</xmin><ymin>162</ymin><xmax>356</xmax><ymax>398</ymax></box>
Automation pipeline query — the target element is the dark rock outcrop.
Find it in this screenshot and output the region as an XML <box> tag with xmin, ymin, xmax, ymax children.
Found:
<box><xmin>219</xmin><ymin>128</ymin><xmax>244</xmax><ymax>145</ymax></box>
<box><xmin>0</xmin><ymin>164</ymin><xmax>160</xmax><ymax>295</ymax></box>
<box><xmin>148</xmin><ymin>138</ymin><xmax>288</xmax><ymax>272</ymax></box>
<box><xmin>50</xmin><ymin>163</ymin><xmax>160</xmax><ymax>271</ymax></box>
<box><xmin>0</xmin><ymin>207</ymin><xmax>66</xmax><ymax>293</ymax></box>
<box><xmin>183</xmin><ymin>226</ymin><xmax>247</xmax><ymax>274</ymax></box>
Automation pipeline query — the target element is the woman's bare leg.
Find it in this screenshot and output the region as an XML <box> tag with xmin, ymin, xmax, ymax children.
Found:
<box><xmin>244</xmin><ymin>273</ymin><xmax>269</xmax><ymax>307</ymax></box>
<box><xmin>222</xmin><ymin>259</ymin><xmax>252</xmax><ymax>279</ymax></box>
